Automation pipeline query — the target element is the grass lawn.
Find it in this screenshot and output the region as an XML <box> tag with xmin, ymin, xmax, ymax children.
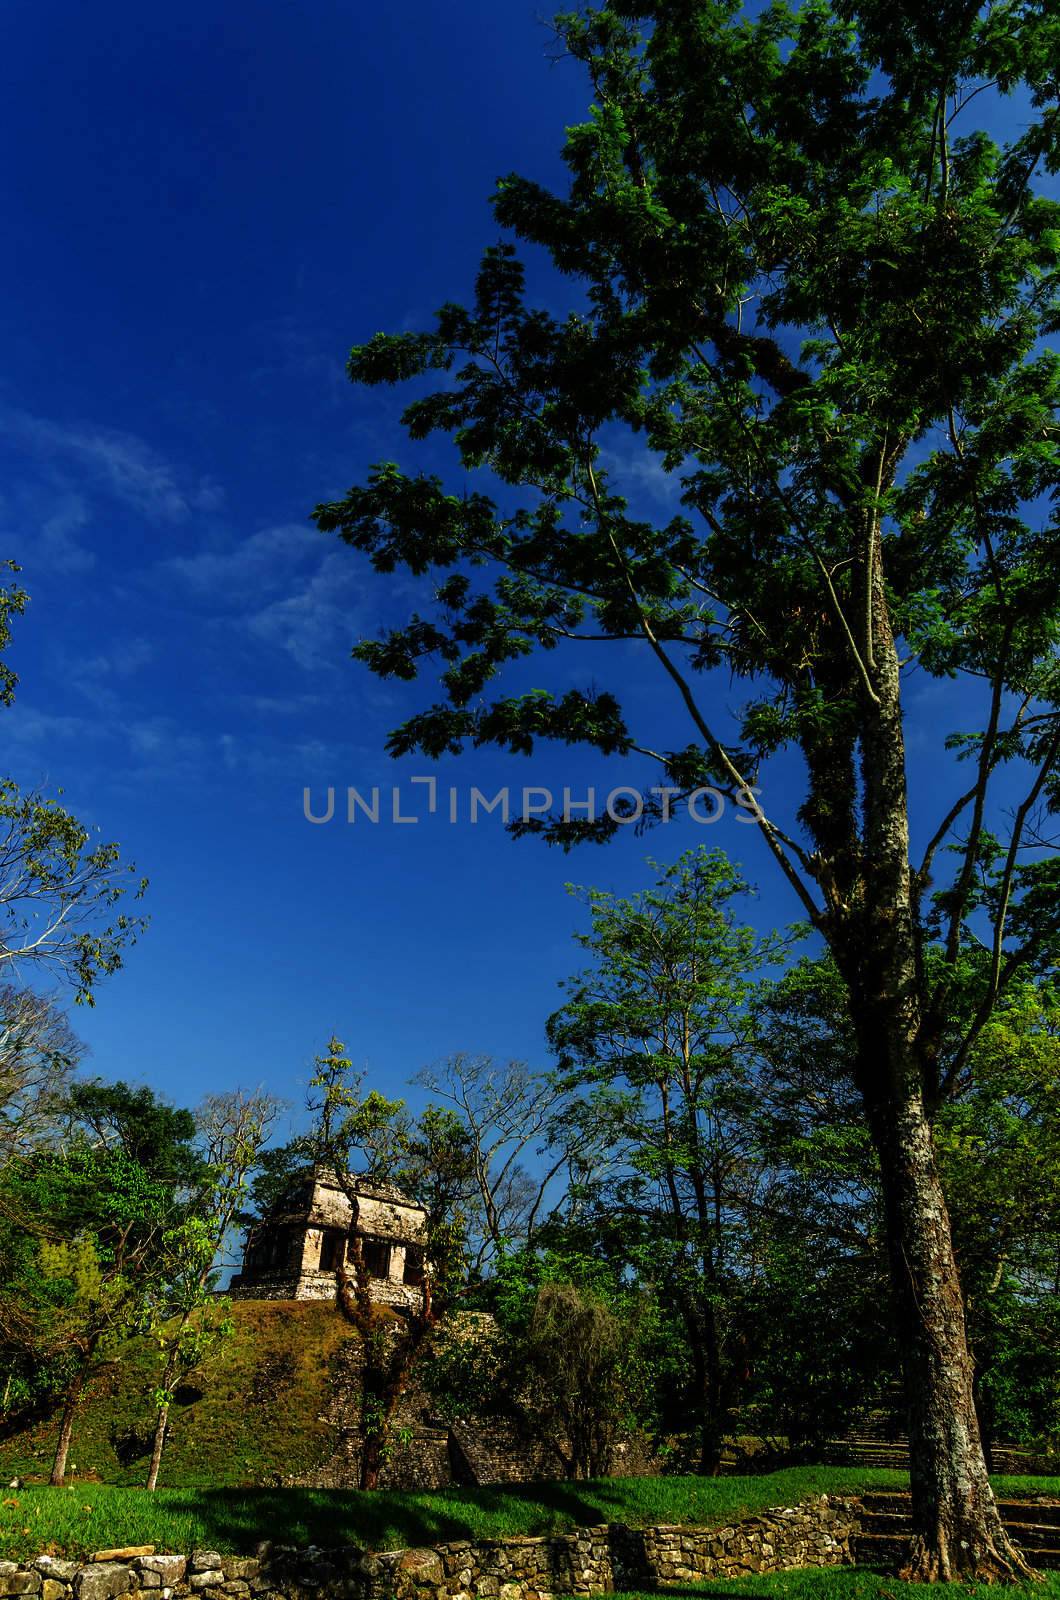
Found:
<box><xmin>594</xmin><ymin>1572</ymin><xmax>1060</xmax><ymax>1600</ymax></box>
<box><xmin>1</xmin><ymin>1468</ymin><xmax>1058</xmax><ymax>1564</ymax></box>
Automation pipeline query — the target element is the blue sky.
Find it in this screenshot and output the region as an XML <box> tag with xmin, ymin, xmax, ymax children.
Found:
<box><xmin>0</xmin><ymin>2</ymin><xmax>1047</xmax><ymax>1130</ymax></box>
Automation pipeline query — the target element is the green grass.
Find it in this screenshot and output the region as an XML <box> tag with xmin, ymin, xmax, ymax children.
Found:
<box><xmin>1</xmin><ymin>1468</ymin><xmax>1058</xmax><ymax>1564</ymax></box>
<box><xmin>0</xmin><ymin>1301</ymin><xmax>354</xmax><ymax>1489</ymax></box>
<box><xmin>594</xmin><ymin>1573</ymin><xmax>1060</xmax><ymax>1600</ymax></box>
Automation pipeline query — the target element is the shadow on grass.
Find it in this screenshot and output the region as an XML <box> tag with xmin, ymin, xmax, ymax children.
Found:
<box><xmin>151</xmin><ymin>1478</ymin><xmax>654</xmax><ymax>1553</ymax></box>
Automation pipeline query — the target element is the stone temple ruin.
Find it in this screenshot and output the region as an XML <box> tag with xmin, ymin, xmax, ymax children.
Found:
<box><xmin>229</xmin><ymin>1166</ymin><xmax>428</xmax><ymax>1311</ymax></box>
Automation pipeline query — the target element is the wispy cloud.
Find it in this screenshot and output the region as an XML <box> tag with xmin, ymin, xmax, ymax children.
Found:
<box><xmin>163</xmin><ymin>525</ymin><xmax>365</xmax><ymax>674</ymax></box>
<box><xmin>61</xmin><ymin>636</ymin><xmax>156</xmax><ymax>713</ymax></box>
<box><xmin>244</xmin><ymin>548</ymin><xmax>360</xmax><ymax>672</ymax></box>
<box><xmin>163</xmin><ymin>522</ymin><xmax>319</xmax><ymax>596</ymax></box>
<box><xmin>249</xmin><ymin>314</ymin><xmax>348</xmax><ymax>407</ymax></box>
<box><xmin>0</xmin><ymin>403</ymin><xmax>222</xmax><ymax>521</ymax></box>
<box><xmin>38</xmin><ymin>496</ymin><xmax>96</xmax><ymax>574</ymax></box>
<box><xmin>598</xmin><ymin>442</ymin><xmax>680</xmax><ymax>507</ymax></box>
<box><xmin>0</xmin><ymin>483</ymin><xmax>97</xmax><ymax>576</ymax></box>
<box><xmin>4</xmin><ymin>704</ymin><xmax>96</xmax><ymax>747</ymax></box>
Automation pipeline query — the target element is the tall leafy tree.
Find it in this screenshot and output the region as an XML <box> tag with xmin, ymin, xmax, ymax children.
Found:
<box><xmin>314</xmin><ymin>0</ymin><xmax>1060</xmax><ymax>1575</ymax></box>
<box><xmin>1</xmin><ymin>1147</ymin><xmax>177</xmax><ymax>1484</ymax></box>
<box><xmin>549</xmin><ymin>848</ymin><xmax>790</xmax><ymax>1472</ymax></box>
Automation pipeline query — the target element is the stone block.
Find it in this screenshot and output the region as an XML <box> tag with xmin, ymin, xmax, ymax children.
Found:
<box><xmin>75</xmin><ymin>1566</ymin><xmax>133</xmax><ymax>1600</ymax></box>
<box><xmin>188</xmin><ymin>1576</ymin><xmax>224</xmax><ymax>1591</ymax></box>
<box><xmin>188</xmin><ymin>1560</ymin><xmax>223</xmax><ymax>1578</ymax></box>
<box><xmin>35</xmin><ymin>1566</ymin><xmax>78</xmax><ymax>1585</ymax></box>
<box><xmin>0</xmin><ymin>1577</ymin><xmax>41</xmax><ymax>1597</ymax></box>
<box><xmin>395</xmin><ymin>1549</ymin><xmax>444</xmax><ymax>1590</ymax></box>
<box><xmin>219</xmin><ymin>1565</ymin><xmax>258</xmax><ymax>1585</ymax></box>
<box><xmin>138</xmin><ymin>1565</ymin><xmax>185</xmax><ymax>1587</ymax></box>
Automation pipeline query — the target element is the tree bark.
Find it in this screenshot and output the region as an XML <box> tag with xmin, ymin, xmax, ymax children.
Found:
<box><xmin>49</xmin><ymin>1366</ymin><xmax>87</xmax><ymax>1486</ymax></box>
<box><xmin>866</xmin><ymin>1073</ymin><xmax>1035</xmax><ymax>1580</ymax></box>
<box><xmin>146</xmin><ymin>1401</ymin><xmax>169</xmax><ymax>1492</ymax></box>
<box><xmin>832</xmin><ymin>522</ymin><xmax>1038</xmax><ymax>1580</ymax></box>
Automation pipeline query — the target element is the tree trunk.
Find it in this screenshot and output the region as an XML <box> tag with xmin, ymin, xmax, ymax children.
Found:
<box><xmin>700</xmin><ymin>1300</ymin><xmax>726</xmax><ymax>1477</ymax></box>
<box><xmin>50</xmin><ymin>1367</ymin><xmax>87</xmax><ymax>1486</ymax></box>
<box><xmin>673</xmin><ymin>1291</ymin><xmax>724</xmax><ymax>1475</ymax></box>
<box><xmin>146</xmin><ymin>1400</ymin><xmax>169</xmax><ymax>1492</ymax></box>
<box><xmin>335</xmin><ymin>1242</ymin><xmax>436</xmax><ymax>1492</ymax></box>
<box><xmin>360</xmin><ymin>1429</ymin><xmax>383</xmax><ymax>1492</ymax></box>
<box><xmin>867</xmin><ymin>1085</ymin><xmax>1035</xmax><ymax>1581</ymax></box>
<box><xmin>840</xmin><ymin>541</ymin><xmax>1038</xmax><ymax>1580</ymax></box>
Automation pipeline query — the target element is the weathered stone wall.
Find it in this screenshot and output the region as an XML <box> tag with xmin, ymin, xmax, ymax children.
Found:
<box><xmin>275</xmin><ymin>1329</ymin><xmax>660</xmax><ymax>1493</ymax></box>
<box><xmin>0</xmin><ymin>1497</ymin><xmax>861</xmax><ymax>1600</ymax></box>
<box><xmin>445</xmin><ymin>1422</ymin><xmax>660</xmax><ymax>1491</ymax></box>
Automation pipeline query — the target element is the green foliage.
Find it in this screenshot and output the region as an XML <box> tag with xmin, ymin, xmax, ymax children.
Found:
<box><xmin>752</xmin><ymin>958</ymin><xmax>1060</xmax><ymax>1452</ymax></box>
<box><xmin>0</xmin><ymin>785</ymin><xmax>146</xmax><ymax>1005</ymax></box>
<box><xmin>545</xmin><ymin>848</ymin><xmax>798</xmax><ymax>1468</ymax></box>
<box><xmin>0</xmin><ymin>1081</ymin><xmax>204</xmax><ymax>1482</ymax></box>
<box><xmin>935</xmin><ymin>988</ymin><xmax>1060</xmax><ymax>1451</ymax></box>
<box><xmin>63</xmin><ymin>1080</ymin><xmax>202</xmax><ymax>1185</ymax></box>
<box><xmin>427</xmin><ymin>1245</ymin><xmax>658</xmax><ymax>1478</ymax></box>
<box><xmin>0</xmin><ymin>560</ymin><xmax>27</xmax><ymax>707</ymax></box>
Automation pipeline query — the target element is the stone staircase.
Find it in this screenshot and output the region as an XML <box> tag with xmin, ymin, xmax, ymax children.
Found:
<box><xmin>821</xmin><ymin>1411</ymin><xmax>1051</xmax><ymax>1476</ymax></box>
<box><xmin>854</xmin><ymin>1492</ymin><xmax>1060</xmax><ymax>1572</ymax></box>
<box><xmin>820</xmin><ymin>1408</ymin><xmax>908</xmax><ymax>1470</ymax></box>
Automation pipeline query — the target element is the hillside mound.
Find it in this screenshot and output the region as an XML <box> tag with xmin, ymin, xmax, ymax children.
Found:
<box><xmin>0</xmin><ymin>1300</ymin><xmax>355</xmax><ymax>1488</ymax></box>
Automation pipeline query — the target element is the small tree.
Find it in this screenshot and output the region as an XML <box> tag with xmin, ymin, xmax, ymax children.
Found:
<box><xmin>424</xmin><ymin>1249</ymin><xmax>654</xmax><ymax>1479</ymax></box>
<box><xmin>0</xmin><ymin>1145</ymin><xmax>179</xmax><ymax>1484</ymax></box>
<box><xmin>0</xmin><ymin>1081</ymin><xmax>201</xmax><ymax>1483</ymax></box>
<box><xmin>142</xmin><ymin>1089</ymin><xmax>280</xmax><ymax>1490</ymax></box>
<box><xmin>413</xmin><ymin>1054</ymin><xmax>577</xmax><ymax>1270</ymax></box>
<box><xmin>523</xmin><ymin>1280</ymin><xmax>633</xmax><ymax>1480</ymax></box>
<box><xmin>141</xmin><ymin>1217</ymin><xmax>233</xmax><ymax>1493</ymax></box>
<box><xmin>0</xmin><ymin>986</ymin><xmax>83</xmax><ymax>1170</ymax></box>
